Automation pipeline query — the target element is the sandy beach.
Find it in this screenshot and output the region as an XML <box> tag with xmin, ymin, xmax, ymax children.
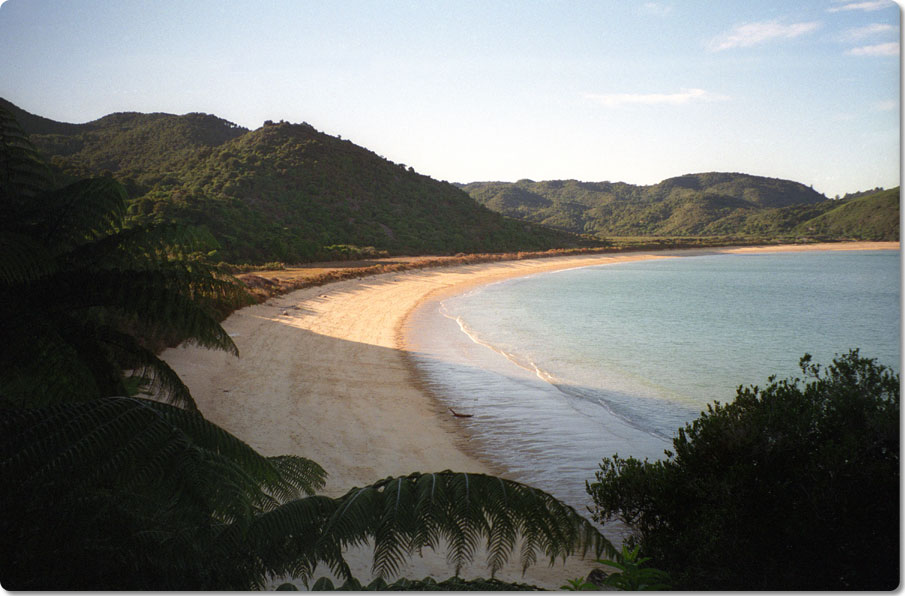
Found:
<box><xmin>161</xmin><ymin>240</ymin><xmax>897</xmax><ymax>586</ymax></box>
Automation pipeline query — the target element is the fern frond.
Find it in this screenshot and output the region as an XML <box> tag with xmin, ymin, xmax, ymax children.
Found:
<box><xmin>76</xmin><ymin>221</ymin><xmax>218</xmax><ymax>263</ymax></box>
<box><xmin>1</xmin><ymin>113</ymin><xmax>248</xmax><ymax>408</ymax></box>
<box><xmin>0</xmin><ymin>105</ymin><xmax>51</xmax><ymax>203</ymax></box>
<box><xmin>0</xmin><ymin>231</ymin><xmax>57</xmax><ymax>285</ymax></box>
<box><xmin>42</xmin><ymin>267</ymin><xmax>244</xmax><ymax>352</ymax></box>
<box><xmin>31</xmin><ymin>178</ymin><xmax>127</xmax><ymax>252</ymax></box>
<box><xmin>269</xmin><ymin>455</ymin><xmax>328</xmax><ymax>498</ymax></box>
<box><xmin>324</xmin><ymin>471</ymin><xmax>614</xmax><ymax>580</ymax></box>
<box><xmin>11</xmin><ymin>262</ymin><xmax>242</xmax><ymax>360</ymax></box>
<box><xmin>241</xmin><ymin>495</ymin><xmax>350</xmax><ymax>583</ymax></box>
<box><xmin>85</xmin><ymin>321</ymin><xmax>198</xmax><ymax>408</ymax></box>
<box><xmin>1</xmin><ymin>397</ymin><xmax>323</xmax><ymax>509</ymax></box>
<box><xmin>0</xmin><ymin>310</ymin><xmax>104</xmax><ymax>406</ymax></box>
<box><xmin>0</xmin><ymin>396</ymin><xmax>336</xmax><ymax>588</ymax></box>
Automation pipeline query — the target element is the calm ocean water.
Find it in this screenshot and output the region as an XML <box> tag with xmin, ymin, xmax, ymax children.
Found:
<box><xmin>406</xmin><ymin>250</ymin><xmax>900</xmax><ymax>519</ymax></box>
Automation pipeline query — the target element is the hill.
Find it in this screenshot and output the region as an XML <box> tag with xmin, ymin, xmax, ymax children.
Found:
<box><xmin>461</xmin><ymin>175</ymin><xmax>899</xmax><ymax>241</ymax></box>
<box><xmin>793</xmin><ymin>187</ymin><xmax>900</xmax><ymax>240</ymax></box>
<box><xmin>3</xmin><ymin>99</ymin><xmax>593</xmax><ymax>263</ymax></box>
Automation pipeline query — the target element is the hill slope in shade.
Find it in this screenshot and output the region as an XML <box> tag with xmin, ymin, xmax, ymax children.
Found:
<box><xmin>462</xmin><ymin>175</ymin><xmax>898</xmax><ymax>241</ymax></box>
<box><xmin>3</xmin><ymin>98</ymin><xmax>592</xmax><ymax>263</ymax></box>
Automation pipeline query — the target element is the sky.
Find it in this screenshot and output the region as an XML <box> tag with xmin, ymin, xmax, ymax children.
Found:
<box><xmin>0</xmin><ymin>0</ymin><xmax>900</xmax><ymax>197</ymax></box>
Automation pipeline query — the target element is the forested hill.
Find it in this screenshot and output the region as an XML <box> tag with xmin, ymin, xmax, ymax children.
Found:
<box><xmin>461</xmin><ymin>174</ymin><xmax>899</xmax><ymax>241</ymax></box>
<box><xmin>2</xmin><ymin>98</ymin><xmax>592</xmax><ymax>263</ymax></box>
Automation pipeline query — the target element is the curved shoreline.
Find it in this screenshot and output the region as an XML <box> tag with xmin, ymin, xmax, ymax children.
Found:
<box><xmin>400</xmin><ymin>242</ymin><xmax>900</xmax><ymax>512</ymax></box>
<box><xmin>162</xmin><ymin>240</ymin><xmax>897</xmax><ymax>491</ymax></box>
<box><xmin>161</xmin><ymin>241</ymin><xmax>897</xmax><ymax>586</ymax></box>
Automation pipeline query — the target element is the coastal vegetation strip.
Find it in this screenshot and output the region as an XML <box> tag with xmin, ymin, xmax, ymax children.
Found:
<box><xmin>234</xmin><ymin>239</ymin><xmax>900</xmax><ymax>304</ymax></box>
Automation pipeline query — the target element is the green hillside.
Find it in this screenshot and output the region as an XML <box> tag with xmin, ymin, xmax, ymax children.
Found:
<box><xmin>3</xmin><ymin>99</ymin><xmax>593</xmax><ymax>263</ymax></box>
<box><xmin>462</xmin><ymin>175</ymin><xmax>899</xmax><ymax>241</ymax></box>
<box><xmin>793</xmin><ymin>187</ymin><xmax>900</xmax><ymax>240</ymax></box>
<box><xmin>6</xmin><ymin>97</ymin><xmax>896</xmax><ymax>259</ymax></box>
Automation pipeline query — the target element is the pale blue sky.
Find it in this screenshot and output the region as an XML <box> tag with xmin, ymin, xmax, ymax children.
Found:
<box><xmin>0</xmin><ymin>0</ymin><xmax>900</xmax><ymax>196</ymax></box>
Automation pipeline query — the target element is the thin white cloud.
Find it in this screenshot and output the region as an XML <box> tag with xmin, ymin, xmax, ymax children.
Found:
<box><xmin>847</xmin><ymin>41</ymin><xmax>900</xmax><ymax>55</ymax></box>
<box><xmin>585</xmin><ymin>88</ymin><xmax>730</xmax><ymax>108</ymax></box>
<box><xmin>709</xmin><ymin>21</ymin><xmax>821</xmax><ymax>51</ymax></box>
<box><xmin>874</xmin><ymin>99</ymin><xmax>898</xmax><ymax>111</ymax></box>
<box><xmin>639</xmin><ymin>2</ymin><xmax>673</xmax><ymax>17</ymax></box>
<box><xmin>829</xmin><ymin>0</ymin><xmax>895</xmax><ymax>12</ymax></box>
<box><xmin>841</xmin><ymin>23</ymin><xmax>897</xmax><ymax>40</ymax></box>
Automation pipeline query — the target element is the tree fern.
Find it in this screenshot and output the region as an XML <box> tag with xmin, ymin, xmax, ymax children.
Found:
<box><xmin>2</xmin><ymin>399</ymin><xmax>612</xmax><ymax>589</ymax></box>
<box><xmin>0</xmin><ymin>397</ymin><xmax>327</xmax><ymax>589</ymax></box>
<box><xmin>1</xmin><ymin>397</ymin><xmax>325</xmax><ymax>503</ymax></box>
<box><xmin>0</xmin><ymin>106</ymin><xmax>250</xmax><ymax>408</ymax></box>
<box><xmin>2</xmin><ymin>106</ymin><xmax>612</xmax><ymax>590</ymax></box>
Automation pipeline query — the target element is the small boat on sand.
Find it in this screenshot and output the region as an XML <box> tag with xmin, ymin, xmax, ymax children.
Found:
<box><xmin>448</xmin><ymin>407</ymin><xmax>473</xmax><ymax>418</ymax></box>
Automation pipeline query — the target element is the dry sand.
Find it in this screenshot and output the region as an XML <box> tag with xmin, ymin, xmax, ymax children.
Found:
<box><xmin>161</xmin><ymin>241</ymin><xmax>897</xmax><ymax>587</ymax></box>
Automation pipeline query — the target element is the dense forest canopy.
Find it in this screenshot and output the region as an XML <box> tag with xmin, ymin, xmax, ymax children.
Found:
<box><xmin>1</xmin><ymin>98</ymin><xmax>593</xmax><ymax>264</ymax></box>
<box><xmin>461</xmin><ymin>175</ymin><xmax>899</xmax><ymax>241</ymax></box>
<box><xmin>3</xmin><ymin>98</ymin><xmax>896</xmax><ymax>267</ymax></box>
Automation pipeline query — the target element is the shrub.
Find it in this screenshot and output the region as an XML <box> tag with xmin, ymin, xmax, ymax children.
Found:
<box><xmin>587</xmin><ymin>350</ymin><xmax>899</xmax><ymax>590</ymax></box>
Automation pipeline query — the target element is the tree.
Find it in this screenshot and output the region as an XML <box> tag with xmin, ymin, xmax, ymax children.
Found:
<box><xmin>587</xmin><ymin>350</ymin><xmax>899</xmax><ymax>590</ymax></box>
<box><xmin>0</xmin><ymin>107</ymin><xmax>251</xmax><ymax>409</ymax></box>
<box><xmin>0</xmin><ymin>107</ymin><xmax>613</xmax><ymax>589</ymax></box>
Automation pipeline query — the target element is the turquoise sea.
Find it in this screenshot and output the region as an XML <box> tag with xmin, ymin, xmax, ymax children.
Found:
<box><xmin>407</xmin><ymin>250</ymin><xmax>900</xmax><ymax>518</ymax></box>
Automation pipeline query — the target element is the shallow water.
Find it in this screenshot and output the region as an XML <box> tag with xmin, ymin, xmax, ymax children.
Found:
<box><xmin>406</xmin><ymin>250</ymin><xmax>900</xmax><ymax>524</ymax></box>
